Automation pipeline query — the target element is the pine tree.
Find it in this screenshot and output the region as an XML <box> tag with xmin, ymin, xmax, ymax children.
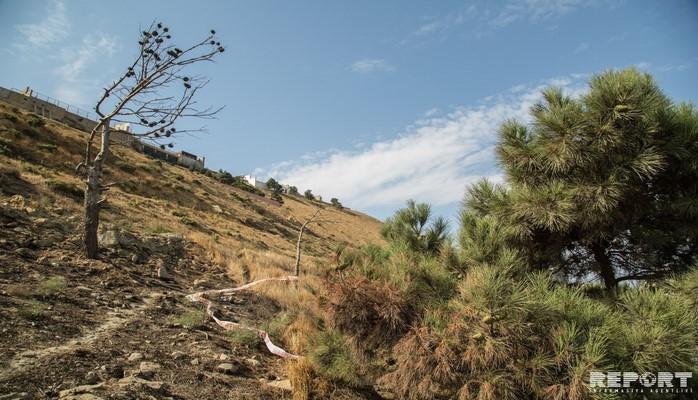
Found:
<box><xmin>466</xmin><ymin>68</ymin><xmax>698</xmax><ymax>294</ymax></box>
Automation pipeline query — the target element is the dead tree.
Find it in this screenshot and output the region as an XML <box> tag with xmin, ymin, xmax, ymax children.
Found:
<box><xmin>78</xmin><ymin>22</ymin><xmax>225</xmax><ymax>258</ymax></box>
<box><xmin>294</xmin><ymin>207</ymin><xmax>334</xmax><ymax>276</ymax></box>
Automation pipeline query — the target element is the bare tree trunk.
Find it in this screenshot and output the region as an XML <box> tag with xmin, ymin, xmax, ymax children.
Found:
<box><xmin>84</xmin><ymin>121</ymin><xmax>110</xmax><ymax>259</ymax></box>
<box><xmin>294</xmin><ymin>208</ymin><xmax>321</xmax><ymax>276</ymax></box>
<box><xmin>294</xmin><ymin>221</ymin><xmax>308</xmax><ymax>277</ymax></box>
<box><xmin>591</xmin><ymin>241</ymin><xmax>616</xmax><ymax>297</ymax></box>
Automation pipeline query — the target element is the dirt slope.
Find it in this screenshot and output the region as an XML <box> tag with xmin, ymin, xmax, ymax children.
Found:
<box><xmin>0</xmin><ymin>101</ymin><xmax>384</xmax><ymax>399</ymax></box>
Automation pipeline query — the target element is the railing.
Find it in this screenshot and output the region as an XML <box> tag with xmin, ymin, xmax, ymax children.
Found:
<box><xmin>10</xmin><ymin>87</ymin><xmax>98</xmax><ymax>121</ymax></box>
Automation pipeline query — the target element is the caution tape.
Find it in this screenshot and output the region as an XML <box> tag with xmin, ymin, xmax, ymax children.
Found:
<box><xmin>186</xmin><ymin>276</ymin><xmax>301</xmax><ymax>359</ymax></box>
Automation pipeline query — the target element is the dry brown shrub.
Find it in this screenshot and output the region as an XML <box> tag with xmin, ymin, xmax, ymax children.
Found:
<box><xmin>325</xmin><ymin>275</ymin><xmax>410</xmax><ymax>356</ymax></box>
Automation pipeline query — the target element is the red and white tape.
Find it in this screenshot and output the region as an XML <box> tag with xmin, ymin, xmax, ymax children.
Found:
<box><xmin>186</xmin><ymin>276</ymin><xmax>301</xmax><ymax>359</ymax></box>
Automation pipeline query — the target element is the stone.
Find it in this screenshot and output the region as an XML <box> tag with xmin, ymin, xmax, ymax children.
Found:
<box><xmin>190</xmin><ymin>358</ymin><xmax>200</xmax><ymax>365</ymax></box>
<box><xmin>216</xmin><ymin>363</ymin><xmax>239</xmax><ymax>375</ymax></box>
<box><xmin>130</xmin><ymin>254</ymin><xmax>139</xmax><ymax>263</ymax></box>
<box><xmin>84</xmin><ymin>371</ymin><xmax>100</xmax><ymax>385</ymax></box>
<box><xmin>127</xmin><ymin>352</ymin><xmax>143</xmax><ymax>362</ymax></box>
<box><xmin>99</xmin><ymin>364</ymin><xmax>124</xmax><ymax>379</ymax></box>
<box><xmin>58</xmin><ymin>383</ymin><xmax>104</xmax><ymax>398</ymax></box>
<box><xmin>218</xmin><ymin>353</ymin><xmax>228</xmax><ymax>361</ymax></box>
<box><xmin>266</xmin><ymin>379</ymin><xmax>292</xmax><ymax>391</ymax></box>
<box><xmin>138</xmin><ymin>361</ymin><xmax>161</xmax><ymax>380</ymax></box>
<box><xmin>156</xmin><ymin>259</ymin><xmax>172</xmax><ymax>280</ymax></box>
<box><xmin>61</xmin><ymin>395</ymin><xmax>104</xmax><ymax>400</ymax></box>
<box><xmin>117</xmin><ymin>376</ymin><xmax>165</xmax><ymax>392</ymax></box>
<box><xmin>7</xmin><ymin>195</ymin><xmax>25</xmax><ymax>209</ymax></box>
<box><xmin>212</xmin><ymin>204</ymin><xmax>223</xmax><ymax>213</ymax></box>
<box><xmin>0</xmin><ymin>393</ymin><xmax>29</xmax><ymax>400</ymax></box>
<box><xmin>171</xmin><ymin>350</ymin><xmax>186</xmax><ymax>360</ymax></box>
<box><xmin>245</xmin><ymin>358</ymin><xmax>261</xmax><ymax>368</ymax></box>
<box><xmin>99</xmin><ymin>230</ymin><xmax>122</xmax><ymax>248</ymax></box>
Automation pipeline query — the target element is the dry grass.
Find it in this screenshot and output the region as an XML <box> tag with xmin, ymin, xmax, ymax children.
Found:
<box><xmin>0</xmin><ymin>102</ymin><xmax>386</xmax><ymax>397</ymax></box>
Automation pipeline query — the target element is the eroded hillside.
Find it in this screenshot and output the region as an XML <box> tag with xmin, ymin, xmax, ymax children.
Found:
<box><xmin>0</xmin><ymin>101</ymin><xmax>384</xmax><ymax>399</ymax></box>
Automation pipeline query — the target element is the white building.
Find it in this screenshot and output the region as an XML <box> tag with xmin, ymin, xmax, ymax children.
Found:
<box><xmin>243</xmin><ymin>175</ymin><xmax>267</xmax><ymax>190</ymax></box>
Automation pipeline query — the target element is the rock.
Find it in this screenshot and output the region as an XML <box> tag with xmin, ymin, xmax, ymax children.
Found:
<box><xmin>58</xmin><ymin>383</ymin><xmax>104</xmax><ymax>398</ymax></box>
<box><xmin>138</xmin><ymin>361</ymin><xmax>161</xmax><ymax>380</ymax></box>
<box><xmin>127</xmin><ymin>352</ymin><xmax>143</xmax><ymax>362</ymax></box>
<box><xmin>212</xmin><ymin>204</ymin><xmax>223</xmax><ymax>213</ymax></box>
<box><xmin>100</xmin><ymin>364</ymin><xmax>124</xmax><ymax>379</ymax></box>
<box><xmin>99</xmin><ymin>230</ymin><xmax>122</xmax><ymax>248</ymax></box>
<box><xmin>171</xmin><ymin>350</ymin><xmax>186</xmax><ymax>360</ymax></box>
<box><xmin>245</xmin><ymin>358</ymin><xmax>261</xmax><ymax>368</ymax></box>
<box><xmin>190</xmin><ymin>358</ymin><xmax>200</xmax><ymax>365</ymax></box>
<box><xmin>218</xmin><ymin>353</ymin><xmax>228</xmax><ymax>361</ymax></box>
<box><xmin>61</xmin><ymin>395</ymin><xmax>103</xmax><ymax>400</ymax></box>
<box><xmin>156</xmin><ymin>259</ymin><xmax>172</xmax><ymax>280</ymax></box>
<box><xmin>8</xmin><ymin>195</ymin><xmax>25</xmax><ymax>209</ymax></box>
<box><xmin>84</xmin><ymin>371</ymin><xmax>100</xmax><ymax>385</ymax></box>
<box><xmin>13</xmin><ymin>248</ymin><xmax>32</xmax><ymax>258</ymax></box>
<box><xmin>117</xmin><ymin>376</ymin><xmax>165</xmax><ymax>393</ymax></box>
<box><xmin>266</xmin><ymin>379</ymin><xmax>292</xmax><ymax>391</ymax></box>
<box><xmin>0</xmin><ymin>393</ymin><xmax>29</xmax><ymax>400</ymax></box>
<box><xmin>216</xmin><ymin>363</ymin><xmax>239</xmax><ymax>375</ymax></box>
<box><xmin>130</xmin><ymin>254</ymin><xmax>139</xmax><ymax>263</ymax></box>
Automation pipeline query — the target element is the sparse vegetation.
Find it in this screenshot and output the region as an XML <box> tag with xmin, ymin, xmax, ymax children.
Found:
<box><xmin>173</xmin><ymin>308</ymin><xmax>208</xmax><ymax>329</ymax></box>
<box><xmin>227</xmin><ymin>328</ymin><xmax>262</xmax><ymax>348</ymax></box>
<box><xmin>303</xmin><ymin>189</ymin><xmax>314</xmax><ymax>200</ymax></box>
<box><xmin>18</xmin><ymin>299</ymin><xmax>45</xmax><ymax>319</ymax></box>
<box><xmin>37</xmin><ymin>276</ymin><xmax>67</xmax><ymax>297</ymax></box>
<box><xmin>46</xmin><ymin>178</ymin><xmax>83</xmax><ymax>201</ymax></box>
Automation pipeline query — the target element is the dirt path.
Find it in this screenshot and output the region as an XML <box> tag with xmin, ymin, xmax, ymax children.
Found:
<box><xmin>0</xmin><ymin>292</ymin><xmax>163</xmax><ymax>382</ymax></box>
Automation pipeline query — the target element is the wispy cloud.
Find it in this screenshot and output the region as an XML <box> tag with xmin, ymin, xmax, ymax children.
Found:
<box><xmin>492</xmin><ymin>0</ymin><xmax>597</xmax><ymax>27</ymax></box>
<box><xmin>258</xmin><ymin>76</ymin><xmax>586</xmax><ymax>211</ymax></box>
<box><xmin>574</xmin><ymin>41</ymin><xmax>590</xmax><ymax>54</ymax></box>
<box><xmin>54</xmin><ymin>33</ymin><xmax>119</xmax><ymax>105</ymax></box>
<box><xmin>350</xmin><ymin>59</ymin><xmax>395</xmax><ymax>74</ymax></box>
<box><xmin>403</xmin><ymin>0</ymin><xmax>599</xmax><ymax>44</ymax></box>
<box><xmin>16</xmin><ymin>0</ymin><xmax>70</xmax><ymax>48</ymax></box>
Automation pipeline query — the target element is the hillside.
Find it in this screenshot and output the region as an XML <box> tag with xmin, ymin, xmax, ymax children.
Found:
<box><xmin>0</xmin><ymin>101</ymin><xmax>384</xmax><ymax>399</ymax></box>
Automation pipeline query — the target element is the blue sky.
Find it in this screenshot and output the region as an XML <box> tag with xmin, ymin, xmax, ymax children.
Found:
<box><xmin>1</xmin><ymin>0</ymin><xmax>697</xmax><ymax>224</ymax></box>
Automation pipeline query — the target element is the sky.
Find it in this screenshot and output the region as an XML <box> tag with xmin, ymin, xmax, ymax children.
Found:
<box><xmin>1</xmin><ymin>0</ymin><xmax>697</xmax><ymax>226</ymax></box>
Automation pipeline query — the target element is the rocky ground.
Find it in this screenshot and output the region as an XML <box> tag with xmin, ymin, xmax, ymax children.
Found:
<box><xmin>0</xmin><ymin>194</ymin><xmax>295</xmax><ymax>399</ymax></box>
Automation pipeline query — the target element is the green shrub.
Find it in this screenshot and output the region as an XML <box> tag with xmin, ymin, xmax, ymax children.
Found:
<box><xmin>27</xmin><ymin>115</ymin><xmax>45</xmax><ymax>127</ymax></box>
<box><xmin>19</xmin><ymin>299</ymin><xmax>45</xmax><ymax>319</ymax></box>
<box><xmin>173</xmin><ymin>308</ymin><xmax>208</xmax><ymax>329</ymax></box>
<box><xmin>37</xmin><ymin>276</ymin><xmax>67</xmax><ymax>297</ymax></box>
<box><xmin>37</xmin><ymin>142</ymin><xmax>58</xmax><ymax>152</ymax></box>
<box><xmin>309</xmin><ymin>330</ymin><xmax>360</xmax><ymax>385</ymax></box>
<box><xmin>227</xmin><ymin>329</ymin><xmax>262</xmax><ymax>348</ymax></box>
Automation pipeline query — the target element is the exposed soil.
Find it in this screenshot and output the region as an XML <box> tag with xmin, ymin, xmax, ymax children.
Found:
<box><xmin>0</xmin><ymin>196</ymin><xmax>294</xmax><ymax>399</ymax></box>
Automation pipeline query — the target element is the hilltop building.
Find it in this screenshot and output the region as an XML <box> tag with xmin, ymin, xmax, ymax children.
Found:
<box><xmin>243</xmin><ymin>175</ymin><xmax>267</xmax><ymax>190</ymax></box>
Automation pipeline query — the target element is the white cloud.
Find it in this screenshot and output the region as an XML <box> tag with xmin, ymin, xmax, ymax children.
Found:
<box><xmin>54</xmin><ymin>33</ymin><xmax>119</xmax><ymax>105</ymax></box>
<box><xmin>350</xmin><ymin>59</ymin><xmax>395</xmax><ymax>74</ymax></box>
<box><xmin>258</xmin><ymin>77</ymin><xmax>586</xmax><ymax>210</ymax></box>
<box><xmin>16</xmin><ymin>0</ymin><xmax>70</xmax><ymax>48</ymax></box>
<box><xmin>492</xmin><ymin>0</ymin><xmax>597</xmax><ymax>27</ymax></box>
